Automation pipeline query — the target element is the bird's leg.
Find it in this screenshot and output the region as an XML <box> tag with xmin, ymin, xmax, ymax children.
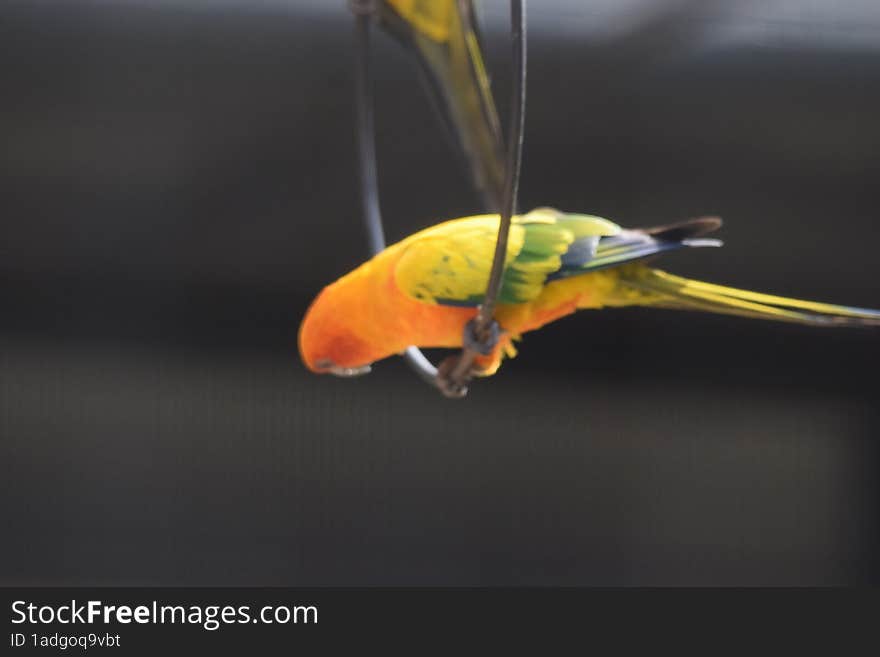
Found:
<box><xmin>435</xmin><ymin>318</ymin><xmax>502</xmax><ymax>398</ymax></box>
<box><xmin>462</xmin><ymin>316</ymin><xmax>501</xmax><ymax>355</ymax></box>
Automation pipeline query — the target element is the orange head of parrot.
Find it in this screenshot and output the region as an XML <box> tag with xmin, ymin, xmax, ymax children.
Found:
<box><xmin>298</xmin><ymin>282</ymin><xmax>377</xmax><ymax>377</ymax></box>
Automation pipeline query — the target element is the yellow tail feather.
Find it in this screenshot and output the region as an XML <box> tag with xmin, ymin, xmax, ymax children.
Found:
<box><xmin>615</xmin><ymin>266</ymin><xmax>880</xmax><ymax>327</ymax></box>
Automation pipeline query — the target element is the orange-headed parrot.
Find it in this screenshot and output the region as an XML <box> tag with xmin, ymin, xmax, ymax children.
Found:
<box><xmin>298</xmin><ymin>207</ymin><xmax>880</xmax><ymax>378</ymax></box>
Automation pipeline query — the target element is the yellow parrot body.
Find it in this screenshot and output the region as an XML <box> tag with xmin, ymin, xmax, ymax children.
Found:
<box><xmin>298</xmin><ymin>208</ymin><xmax>880</xmax><ymax>377</ymax></box>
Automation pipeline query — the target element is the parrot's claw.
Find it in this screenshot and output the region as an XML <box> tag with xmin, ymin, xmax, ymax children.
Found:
<box><xmin>435</xmin><ymin>319</ymin><xmax>501</xmax><ymax>398</ymax></box>
<box><xmin>436</xmin><ymin>355</ymin><xmax>472</xmax><ymax>399</ymax></box>
<box><xmin>463</xmin><ymin>317</ymin><xmax>500</xmax><ymax>356</ymax></box>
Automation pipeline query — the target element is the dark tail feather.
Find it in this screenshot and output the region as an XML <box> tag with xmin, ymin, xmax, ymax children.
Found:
<box><xmin>641</xmin><ymin>216</ymin><xmax>723</xmax><ymax>242</ymax></box>
<box><xmin>562</xmin><ymin>216</ymin><xmax>724</xmax><ymax>276</ymax></box>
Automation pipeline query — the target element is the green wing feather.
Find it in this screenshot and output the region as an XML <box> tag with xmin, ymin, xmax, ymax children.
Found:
<box><xmin>394</xmin><ymin>208</ymin><xmax>620</xmax><ymax>306</ymax></box>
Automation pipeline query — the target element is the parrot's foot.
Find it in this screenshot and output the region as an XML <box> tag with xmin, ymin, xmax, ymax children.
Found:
<box><xmin>435</xmin><ymin>319</ymin><xmax>502</xmax><ymax>398</ymax></box>
<box><xmin>463</xmin><ymin>317</ymin><xmax>500</xmax><ymax>356</ymax></box>
<box><xmin>435</xmin><ymin>355</ymin><xmax>473</xmax><ymax>399</ymax></box>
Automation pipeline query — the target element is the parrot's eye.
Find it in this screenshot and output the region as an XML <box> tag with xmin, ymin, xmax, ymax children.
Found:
<box><xmin>314</xmin><ymin>358</ymin><xmax>372</xmax><ymax>378</ymax></box>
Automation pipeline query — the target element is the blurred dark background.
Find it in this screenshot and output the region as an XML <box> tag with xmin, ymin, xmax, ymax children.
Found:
<box><xmin>1</xmin><ymin>0</ymin><xmax>878</xmax><ymax>585</ymax></box>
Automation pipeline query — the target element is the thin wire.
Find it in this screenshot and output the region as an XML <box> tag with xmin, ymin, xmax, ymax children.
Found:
<box><xmin>403</xmin><ymin>345</ymin><xmax>439</xmax><ymax>386</ymax></box>
<box><xmin>353</xmin><ymin>10</ymin><xmax>386</xmax><ymax>255</ymax></box>
<box><xmin>479</xmin><ymin>0</ymin><xmax>526</xmax><ymax>326</ymax></box>
<box><xmin>442</xmin><ymin>0</ymin><xmax>527</xmax><ymax>394</ymax></box>
<box><xmin>353</xmin><ymin>9</ymin><xmax>439</xmax><ymax>385</ymax></box>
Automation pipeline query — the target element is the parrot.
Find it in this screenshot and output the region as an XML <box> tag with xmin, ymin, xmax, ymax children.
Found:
<box><xmin>378</xmin><ymin>0</ymin><xmax>506</xmax><ymax>209</ymax></box>
<box><xmin>298</xmin><ymin>207</ymin><xmax>880</xmax><ymax>378</ymax></box>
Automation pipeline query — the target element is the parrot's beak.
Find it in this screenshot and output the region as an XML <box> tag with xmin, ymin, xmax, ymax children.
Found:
<box><xmin>314</xmin><ymin>358</ymin><xmax>372</xmax><ymax>377</ymax></box>
<box><xmin>328</xmin><ymin>364</ymin><xmax>372</xmax><ymax>377</ymax></box>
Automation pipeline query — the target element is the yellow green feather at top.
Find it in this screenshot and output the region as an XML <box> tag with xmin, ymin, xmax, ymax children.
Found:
<box><xmin>393</xmin><ymin>208</ymin><xmax>620</xmax><ymax>306</ymax></box>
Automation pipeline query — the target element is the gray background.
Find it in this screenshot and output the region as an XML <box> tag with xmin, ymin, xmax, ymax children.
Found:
<box><xmin>1</xmin><ymin>0</ymin><xmax>878</xmax><ymax>585</ymax></box>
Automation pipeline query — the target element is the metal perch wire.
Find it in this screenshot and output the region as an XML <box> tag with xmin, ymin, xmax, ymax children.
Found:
<box><xmin>352</xmin><ymin>4</ymin><xmax>440</xmax><ymax>389</ymax></box>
